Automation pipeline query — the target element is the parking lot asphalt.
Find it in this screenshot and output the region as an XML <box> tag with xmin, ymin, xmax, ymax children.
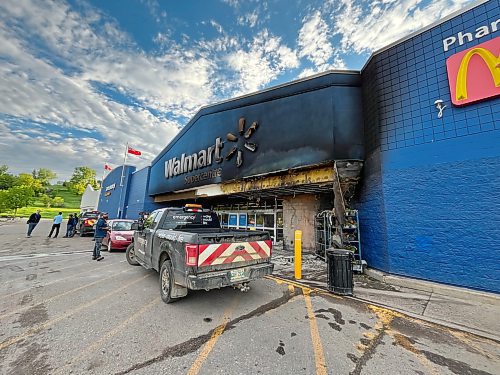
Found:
<box><xmin>1</xmin><ymin>219</ymin><xmax>499</xmax><ymax>375</ymax></box>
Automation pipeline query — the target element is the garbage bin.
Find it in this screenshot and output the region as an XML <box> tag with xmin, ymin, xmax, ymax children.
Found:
<box><xmin>326</xmin><ymin>249</ymin><xmax>353</xmax><ymax>296</ymax></box>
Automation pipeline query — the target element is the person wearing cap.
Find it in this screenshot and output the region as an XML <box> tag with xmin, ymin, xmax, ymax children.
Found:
<box><xmin>93</xmin><ymin>213</ymin><xmax>109</xmax><ymax>261</ymax></box>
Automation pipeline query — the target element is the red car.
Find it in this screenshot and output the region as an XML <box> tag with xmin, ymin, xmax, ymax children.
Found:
<box><xmin>101</xmin><ymin>219</ymin><xmax>135</xmax><ymax>252</ymax></box>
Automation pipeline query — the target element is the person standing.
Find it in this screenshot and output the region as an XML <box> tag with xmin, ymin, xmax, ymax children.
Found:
<box><xmin>71</xmin><ymin>213</ymin><xmax>79</xmax><ymax>237</ymax></box>
<box><xmin>93</xmin><ymin>213</ymin><xmax>109</xmax><ymax>261</ymax></box>
<box><xmin>26</xmin><ymin>210</ymin><xmax>41</xmax><ymax>237</ymax></box>
<box><xmin>48</xmin><ymin>212</ymin><xmax>63</xmax><ymax>238</ymax></box>
<box><xmin>63</xmin><ymin>214</ymin><xmax>75</xmax><ymax>238</ymax></box>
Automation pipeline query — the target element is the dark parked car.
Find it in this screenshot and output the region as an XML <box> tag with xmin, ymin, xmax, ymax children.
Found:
<box><xmin>76</xmin><ymin>211</ymin><xmax>100</xmax><ymax>236</ymax></box>
<box><xmin>101</xmin><ymin>219</ymin><xmax>135</xmax><ymax>252</ymax></box>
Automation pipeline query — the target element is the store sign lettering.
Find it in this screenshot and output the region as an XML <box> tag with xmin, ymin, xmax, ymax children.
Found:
<box><xmin>165</xmin><ymin>137</ymin><xmax>224</xmax><ymax>179</ymax></box>
<box><xmin>446</xmin><ymin>37</ymin><xmax>500</xmax><ymax>106</ymax></box>
<box><xmin>442</xmin><ymin>19</ymin><xmax>498</xmax><ymax>52</ymax></box>
<box><xmin>164</xmin><ymin>117</ymin><xmax>259</xmax><ymax>183</ymax></box>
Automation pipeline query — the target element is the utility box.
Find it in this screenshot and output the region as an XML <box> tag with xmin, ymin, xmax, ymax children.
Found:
<box><xmin>326</xmin><ymin>249</ymin><xmax>354</xmax><ymax>296</ymax></box>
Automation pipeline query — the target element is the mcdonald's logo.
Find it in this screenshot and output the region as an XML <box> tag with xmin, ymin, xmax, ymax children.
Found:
<box><xmin>446</xmin><ymin>36</ymin><xmax>499</xmax><ymax>106</ymax></box>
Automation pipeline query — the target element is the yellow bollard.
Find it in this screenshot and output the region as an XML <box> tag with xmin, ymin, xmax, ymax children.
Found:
<box><xmin>294</xmin><ymin>230</ymin><xmax>302</xmax><ymax>280</ymax></box>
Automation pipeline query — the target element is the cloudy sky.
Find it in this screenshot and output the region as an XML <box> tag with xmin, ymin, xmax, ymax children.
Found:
<box><xmin>0</xmin><ymin>0</ymin><xmax>474</xmax><ymax>180</ymax></box>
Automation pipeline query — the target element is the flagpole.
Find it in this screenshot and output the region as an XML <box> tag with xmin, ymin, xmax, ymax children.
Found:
<box><xmin>100</xmin><ymin>167</ymin><xmax>106</xmax><ymax>188</ymax></box>
<box><xmin>117</xmin><ymin>143</ymin><xmax>128</xmax><ymax>219</ymax></box>
<box><xmin>119</xmin><ymin>142</ymin><xmax>128</xmax><ymax>187</ymax></box>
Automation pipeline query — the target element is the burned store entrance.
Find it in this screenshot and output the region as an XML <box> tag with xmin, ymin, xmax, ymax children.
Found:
<box><xmin>211</xmin><ymin>160</ymin><xmax>364</xmax><ymax>263</ymax></box>
<box><xmin>214</xmin><ymin>198</ymin><xmax>284</xmax><ymax>244</ymax></box>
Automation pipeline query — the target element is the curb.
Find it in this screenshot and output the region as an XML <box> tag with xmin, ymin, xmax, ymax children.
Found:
<box><xmin>269</xmin><ymin>274</ymin><xmax>500</xmax><ymax>343</ymax></box>
<box><xmin>364</xmin><ymin>268</ymin><xmax>500</xmax><ymax>306</ymax></box>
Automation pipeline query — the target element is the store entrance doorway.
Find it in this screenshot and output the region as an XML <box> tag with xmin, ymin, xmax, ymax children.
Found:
<box><xmin>216</xmin><ymin>207</ymin><xmax>283</xmax><ymax>244</ymax></box>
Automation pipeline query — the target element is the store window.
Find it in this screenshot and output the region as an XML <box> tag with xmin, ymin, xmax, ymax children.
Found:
<box><xmin>256</xmin><ymin>213</ymin><xmax>264</xmax><ymax>228</ymax></box>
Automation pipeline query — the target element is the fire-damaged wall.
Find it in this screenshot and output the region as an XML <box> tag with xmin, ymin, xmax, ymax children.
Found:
<box><xmin>149</xmin><ymin>72</ymin><xmax>364</xmax><ymax>197</ymax></box>
<box><xmin>358</xmin><ymin>0</ymin><xmax>500</xmax><ymax>293</ymax></box>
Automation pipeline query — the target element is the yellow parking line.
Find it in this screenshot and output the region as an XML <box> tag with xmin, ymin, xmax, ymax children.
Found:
<box><xmin>186</xmin><ymin>295</ymin><xmax>240</xmax><ymax>375</ymax></box>
<box><xmin>266</xmin><ymin>275</ymin><xmax>312</xmax><ymax>292</ymax></box>
<box><xmin>0</xmin><ymin>273</ymin><xmax>151</xmax><ymax>351</ymax></box>
<box><xmin>0</xmin><ymin>268</ymin><xmax>131</xmax><ymax>321</ymax></box>
<box><xmin>0</xmin><ymin>259</ymin><xmax>125</xmax><ymax>301</ymax></box>
<box><xmin>304</xmin><ymin>290</ymin><xmax>328</xmax><ymax>375</ymax></box>
<box><xmin>267</xmin><ymin>275</ymin><xmax>329</xmax><ymax>373</ymax></box>
<box><xmin>54</xmin><ymin>297</ymin><xmax>161</xmax><ymax>374</ymax></box>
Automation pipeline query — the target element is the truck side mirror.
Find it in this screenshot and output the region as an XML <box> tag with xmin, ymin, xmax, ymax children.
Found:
<box><xmin>131</xmin><ymin>222</ymin><xmax>140</xmax><ymax>231</ymax></box>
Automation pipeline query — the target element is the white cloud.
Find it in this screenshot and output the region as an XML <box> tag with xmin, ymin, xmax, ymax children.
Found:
<box><xmin>238</xmin><ymin>11</ymin><xmax>259</xmax><ymax>28</ymax></box>
<box><xmin>298</xmin><ymin>11</ymin><xmax>334</xmax><ymax>68</ymax></box>
<box><xmin>225</xmin><ymin>30</ymin><xmax>299</xmax><ymax>95</ymax></box>
<box><xmin>0</xmin><ymin>0</ymin><xmax>213</xmax><ymax>178</ymax></box>
<box><xmin>210</xmin><ymin>20</ymin><xmax>225</xmax><ymax>34</ymax></box>
<box><xmin>297</xmin><ymin>10</ymin><xmax>346</xmax><ymax>76</ymax></box>
<box><xmin>332</xmin><ymin>0</ymin><xmax>471</xmax><ymax>54</ymax></box>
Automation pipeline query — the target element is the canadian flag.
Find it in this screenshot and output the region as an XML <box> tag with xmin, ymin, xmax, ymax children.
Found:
<box><xmin>104</xmin><ymin>163</ymin><xmax>112</xmax><ymax>171</ymax></box>
<box><xmin>127</xmin><ymin>146</ymin><xmax>142</xmax><ymax>156</ymax></box>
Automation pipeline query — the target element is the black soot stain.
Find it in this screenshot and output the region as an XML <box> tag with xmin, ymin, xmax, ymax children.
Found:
<box><xmin>328</xmin><ymin>322</ymin><xmax>342</xmax><ymax>332</ymax></box>
<box><xmin>315</xmin><ymin>314</ymin><xmax>330</xmax><ymax>320</ymax></box>
<box><xmin>420</xmin><ymin>350</ymin><xmax>494</xmax><ymax>375</ymax></box>
<box><xmin>315</xmin><ymin>308</ymin><xmax>345</xmax><ymax>325</ymax></box>
<box><xmin>347</xmin><ymin>353</ymin><xmax>358</xmax><ymax>363</ymax></box>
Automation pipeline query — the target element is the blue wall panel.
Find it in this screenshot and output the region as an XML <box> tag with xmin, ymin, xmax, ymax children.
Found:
<box><xmin>125</xmin><ymin>167</ymin><xmax>163</xmax><ymax>219</ymax></box>
<box><xmin>359</xmin><ymin>1</ymin><xmax>500</xmax><ymax>292</ymax></box>
<box><xmin>98</xmin><ymin>166</ymin><xmax>136</xmax><ymax>219</ymax></box>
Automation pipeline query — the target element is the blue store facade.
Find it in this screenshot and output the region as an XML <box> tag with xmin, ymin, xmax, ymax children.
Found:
<box><xmin>99</xmin><ymin>0</ymin><xmax>500</xmax><ymax>293</ymax></box>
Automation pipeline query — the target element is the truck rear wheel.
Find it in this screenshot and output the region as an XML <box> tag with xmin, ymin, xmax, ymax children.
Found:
<box><xmin>160</xmin><ymin>260</ymin><xmax>178</xmax><ymax>304</ymax></box>
<box><xmin>126</xmin><ymin>243</ymin><xmax>139</xmax><ymax>266</ymax></box>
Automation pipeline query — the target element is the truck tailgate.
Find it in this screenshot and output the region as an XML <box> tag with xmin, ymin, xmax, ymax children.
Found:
<box><xmin>197</xmin><ymin>240</ymin><xmax>272</xmax><ymax>267</ymax></box>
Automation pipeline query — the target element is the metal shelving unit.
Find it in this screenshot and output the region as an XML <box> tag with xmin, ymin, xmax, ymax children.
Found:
<box><xmin>314</xmin><ymin>211</ymin><xmax>335</xmax><ymax>260</ymax></box>
<box><xmin>342</xmin><ymin>209</ymin><xmax>365</xmax><ymax>272</ymax></box>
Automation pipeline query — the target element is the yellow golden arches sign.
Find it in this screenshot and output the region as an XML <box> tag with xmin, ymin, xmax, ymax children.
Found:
<box><xmin>446</xmin><ymin>37</ymin><xmax>500</xmax><ymax>106</ymax></box>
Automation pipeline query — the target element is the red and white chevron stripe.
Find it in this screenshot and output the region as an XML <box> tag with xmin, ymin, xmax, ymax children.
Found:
<box><xmin>198</xmin><ymin>240</ymin><xmax>272</xmax><ymax>267</ymax></box>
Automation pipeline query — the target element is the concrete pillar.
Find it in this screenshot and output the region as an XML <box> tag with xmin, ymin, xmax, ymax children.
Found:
<box><xmin>282</xmin><ymin>194</ymin><xmax>321</xmax><ymax>253</ymax></box>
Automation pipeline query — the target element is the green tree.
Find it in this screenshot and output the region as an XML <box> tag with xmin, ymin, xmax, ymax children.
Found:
<box><xmin>0</xmin><ymin>190</ymin><xmax>8</xmax><ymax>213</ymax></box>
<box><xmin>40</xmin><ymin>194</ymin><xmax>52</xmax><ymax>208</ymax></box>
<box><xmin>68</xmin><ymin>167</ymin><xmax>99</xmax><ymax>195</ymax></box>
<box><xmin>33</xmin><ymin>168</ymin><xmax>57</xmax><ymax>187</ymax></box>
<box><xmin>0</xmin><ymin>165</ymin><xmax>17</xmax><ymax>190</ymax></box>
<box><xmin>16</xmin><ymin>173</ymin><xmax>44</xmax><ymax>195</ymax></box>
<box><xmin>52</xmin><ymin>196</ymin><xmax>65</xmax><ymax>207</ymax></box>
<box><xmin>4</xmin><ymin>186</ymin><xmax>34</xmax><ymax>215</ymax></box>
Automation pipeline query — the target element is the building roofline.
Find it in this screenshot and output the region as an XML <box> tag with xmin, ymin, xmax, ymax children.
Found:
<box><xmin>197</xmin><ymin>69</ymin><xmax>360</xmax><ymax>111</ymax></box>
<box><xmin>152</xmin><ymin>70</ymin><xmax>361</xmax><ymax>165</ymax></box>
<box><xmin>361</xmin><ymin>0</ymin><xmax>489</xmax><ymax>72</ymax></box>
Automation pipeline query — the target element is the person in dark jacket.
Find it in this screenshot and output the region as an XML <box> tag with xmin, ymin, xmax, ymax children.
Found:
<box><xmin>93</xmin><ymin>213</ymin><xmax>109</xmax><ymax>261</ymax></box>
<box><xmin>26</xmin><ymin>210</ymin><xmax>41</xmax><ymax>237</ymax></box>
<box><xmin>63</xmin><ymin>214</ymin><xmax>75</xmax><ymax>238</ymax></box>
<box><xmin>71</xmin><ymin>213</ymin><xmax>79</xmax><ymax>237</ymax></box>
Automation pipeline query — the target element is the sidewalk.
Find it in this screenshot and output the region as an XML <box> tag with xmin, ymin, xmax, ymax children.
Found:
<box><xmin>271</xmin><ymin>248</ymin><xmax>500</xmax><ymax>342</ymax></box>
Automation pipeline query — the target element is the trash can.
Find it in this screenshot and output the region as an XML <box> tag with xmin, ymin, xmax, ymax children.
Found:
<box><xmin>326</xmin><ymin>249</ymin><xmax>353</xmax><ymax>296</ymax></box>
